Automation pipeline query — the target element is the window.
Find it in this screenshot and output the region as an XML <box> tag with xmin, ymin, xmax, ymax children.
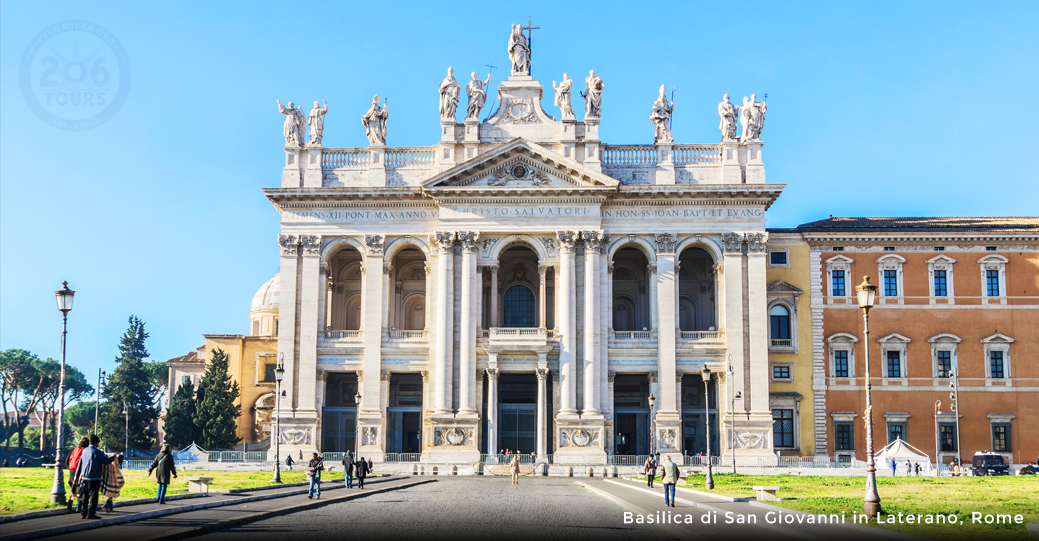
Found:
<box><xmin>884</xmin><ymin>270</ymin><xmax>898</xmax><ymax>296</ymax></box>
<box><xmin>834</xmin><ymin>350</ymin><xmax>849</xmax><ymax>378</ymax></box>
<box><xmin>939</xmin><ymin>423</ymin><xmax>957</xmax><ymax>452</ymax></box>
<box><xmin>252</xmin><ymin>320</ymin><xmax>260</xmax><ymax>336</ymax></box>
<box><xmin>832</xmin><ymin>270</ymin><xmax>846</xmax><ymax>297</ymax></box>
<box><xmin>502</xmin><ymin>285</ymin><xmax>536</xmax><ymax>327</ymax></box>
<box><xmin>833</xmin><ymin>247</ymin><xmax>844</xmax><ymax>252</ymax></box>
<box><xmin>934</xmin><ymin>247</ymin><xmax>945</xmax><ymax>251</ymax></box>
<box><xmin>182</xmin><ymin>375</ymin><xmax>192</xmax><ymax>388</ymax></box>
<box><xmin>773</xmin><ymin>409</ymin><xmax>794</xmax><ymax>448</ymax></box>
<box><xmin>986</xmin><ymin>247</ymin><xmax>997</xmax><ymax>251</ymax></box>
<box><xmin>886</xmin><ymin>351</ymin><xmax>901</xmax><ymax>378</ymax></box>
<box><xmin>986</xmin><ymin>270</ymin><xmax>1000</xmax><ymax>297</ymax></box>
<box><xmin>933</xmin><ymin>270</ymin><xmax>948</xmax><ymax>297</ymax></box>
<box><xmin>772</xmin><ymin>364</ymin><xmax>791</xmax><ymax>381</ymax></box>
<box><xmin>936</xmin><ymin>351</ymin><xmax>952</xmax><ymax>378</ymax></box>
<box><xmin>770</xmin><ymin>251</ymin><xmax>787</xmax><ymax>265</ymax></box>
<box><xmin>991</xmin><ymin>423</ymin><xmax>1011</xmax><ymax>452</ymax></box>
<box><xmin>770</xmin><ymin>305</ymin><xmax>790</xmax><ymax>341</ymax></box>
<box><xmin>887</xmin><ymin>422</ymin><xmax>906</xmax><ymax>444</ymax></box>
<box><xmin>262</xmin><ymin>362</ymin><xmax>276</xmax><ymax>382</ymax></box>
<box><xmin>989</xmin><ymin>351</ymin><xmax>1005</xmax><ymax>379</ymax></box>
<box><xmin>884</xmin><ymin>247</ymin><xmax>895</xmax><ymax>251</ymax></box>
<box><xmin>835</xmin><ymin>422</ymin><xmax>854</xmax><ymax>450</ymax></box>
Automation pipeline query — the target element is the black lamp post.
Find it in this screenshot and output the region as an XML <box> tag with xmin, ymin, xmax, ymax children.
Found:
<box><xmin>272</xmin><ymin>354</ymin><xmax>285</xmax><ymax>483</ymax></box>
<box><xmin>647</xmin><ymin>393</ymin><xmax>656</xmax><ymax>456</ymax></box>
<box><xmin>354</xmin><ymin>391</ymin><xmax>362</xmax><ymax>457</ymax></box>
<box><xmin>50</xmin><ymin>281</ymin><xmax>75</xmax><ymax>505</ymax></box>
<box><xmin>856</xmin><ymin>275</ymin><xmax>881</xmax><ymax>517</ymax></box>
<box><xmin>701</xmin><ymin>365</ymin><xmax>714</xmax><ymax>490</ymax></box>
<box><xmin>94</xmin><ymin>370</ymin><xmax>106</xmax><ymax>435</ymax></box>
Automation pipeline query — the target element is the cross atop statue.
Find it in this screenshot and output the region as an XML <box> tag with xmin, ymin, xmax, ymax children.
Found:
<box><xmin>522</xmin><ymin>16</ymin><xmax>540</xmax><ymax>60</ymax></box>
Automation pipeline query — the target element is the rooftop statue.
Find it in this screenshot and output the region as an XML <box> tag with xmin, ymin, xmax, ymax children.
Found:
<box><xmin>650</xmin><ymin>84</ymin><xmax>674</xmax><ymax>143</ymax></box>
<box><xmin>465</xmin><ymin>71</ymin><xmax>492</xmax><ymax>120</ymax></box>
<box><xmin>739</xmin><ymin>93</ymin><xmax>767</xmax><ymax>143</ymax></box>
<box><xmin>277</xmin><ymin>100</ymin><xmax>305</xmax><ymax>147</ymax></box>
<box><xmin>308</xmin><ymin>100</ymin><xmax>329</xmax><ymax>146</ymax></box>
<box><xmin>718</xmin><ymin>94</ymin><xmax>738</xmax><ymax>142</ymax></box>
<box><xmin>508</xmin><ymin>24</ymin><xmax>530</xmax><ymax>76</ymax></box>
<box><xmin>439</xmin><ymin>67</ymin><xmax>461</xmax><ymax>120</ymax></box>
<box><xmin>361</xmin><ymin>94</ymin><xmax>388</xmax><ymax>146</ymax></box>
<box><xmin>553</xmin><ymin>73</ymin><xmax>575</xmax><ymax>120</ymax></box>
<box><xmin>582</xmin><ymin>70</ymin><xmax>604</xmax><ymax>119</ymax></box>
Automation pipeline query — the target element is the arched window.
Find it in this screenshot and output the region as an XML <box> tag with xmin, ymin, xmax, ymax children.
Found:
<box><xmin>502</xmin><ymin>285</ymin><xmax>536</xmax><ymax>327</ymax></box>
<box><xmin>770</xmin><ymin>305</ymin><xmax>790</xmax><ymax>340</ymax></box>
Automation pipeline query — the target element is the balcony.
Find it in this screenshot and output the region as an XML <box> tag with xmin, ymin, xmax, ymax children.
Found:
<box><xmin>487</xmin><ymin>327</ymin><xmax>549</xmax><ymax>348</ymax></box>
<box><xmin>318</xmin><ymin>329</ymin><xmax>363</xmax><ymax>347</ymax></box>
<box><xmin>770</xmin><ymin>338</ymin><xmax>792</xmax><ymax>347</ymax></box>
<box><xmin>387</xmin><ymin>329</ymin><xmax>428</xmax><ymax>340</ymax></box>
<box><xmin>609</xmin><ymin>330</ymin><xmax>657</xmax><ymax>348</ymax></box>
<box><xmin>680</xmin><ymin>330</ymin><xmax>723</xmax><ymax>342</ymax></box>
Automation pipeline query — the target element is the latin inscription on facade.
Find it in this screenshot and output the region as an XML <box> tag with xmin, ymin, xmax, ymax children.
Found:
<box><xmin>602</xmin><ymin>207</ymin><xmax>764</xmax><ymax>219</ymax></box>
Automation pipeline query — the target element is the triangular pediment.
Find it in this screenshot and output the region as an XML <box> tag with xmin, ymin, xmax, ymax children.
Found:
<box><xmin>767</xmin><ymin>280</ymin><xmax>804</xmax><ymax>295</ymax></box>
<box><xmin>421</xmin><ymin>138</ymin><xmax>619</xmax><ymax>190</ymax></box>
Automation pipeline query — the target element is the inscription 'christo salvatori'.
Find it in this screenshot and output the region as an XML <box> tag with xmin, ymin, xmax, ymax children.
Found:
<box><xmin>454</xmin><ymin>206</ymin><xmax>591</xmax><ymax>217</ymax></box>
<box><xmin>602</xmin><ymin>208</ymin><xmax>764</xmax><ymax>219</ymax></box>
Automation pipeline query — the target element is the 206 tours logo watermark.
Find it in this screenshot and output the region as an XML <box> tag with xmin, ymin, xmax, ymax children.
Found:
<box><xmin>19</xmin><ymin>20</ymin><xmax>131</xmax><ymax>130</ymax></box>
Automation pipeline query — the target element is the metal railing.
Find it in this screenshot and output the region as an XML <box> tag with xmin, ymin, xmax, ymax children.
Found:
<box><xmin>480</xmin><ymin>453</ymin><xmax>541</xmax><ymax>464</ymax></box>
<box><xmin>682</xmin><ymin>455</ymin><xmax>725</xmax><ymax>467</ymax></box>
<box><xmin>206</xmin><ymin>451</ymin><xmax>268</xmax><ymax>462</ymax></box>
<box><xmin>322</xmin><ymin>329</ymin><xmax>363</xmax><ymax>339</ymax></box>
<box><xmin>387</xmin><ymin>330</ymin><xmax>427</xmax><ymax>339</ymax></box>
<box><xmin>384</xmin><ymin>453</ymin><xmax>422</xmax><ymax>462</ymax></box>
<box><xmin>680</xmin><ymin>330</ymin><xmax>723</xmax><ymax>341</ymax></box>
<box><xmin>609</xmin><ymin>455</ymin><xmax>651</xmax><ymax>466</ymax></box>
<box><xmin>771</xmin><ymin>338</ymin><xmax>792</xmax><ymax>347</ymax></box>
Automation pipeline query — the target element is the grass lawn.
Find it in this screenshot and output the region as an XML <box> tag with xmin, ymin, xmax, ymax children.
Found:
<box><xmin>677</xmin><ymin>473</ymin><xmax>1039</xmax><ymax>541</ymax></box>
<box><xmin>0</xmin><ymin>467</ymin><xmax>343</xmax><ymax>515</ymax></box>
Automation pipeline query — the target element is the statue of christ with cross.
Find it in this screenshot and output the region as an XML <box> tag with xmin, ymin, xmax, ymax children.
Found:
<box><xmin>508</xmin><ymin>18</ymin><xmax>539</xmax><ymax>76</ymax></box>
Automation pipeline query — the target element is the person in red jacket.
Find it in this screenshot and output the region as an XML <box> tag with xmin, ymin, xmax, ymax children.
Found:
<box><xmin>66</xmin><ymin>437</ymin><xmax>90</xmax><ymax>512</ymax></box>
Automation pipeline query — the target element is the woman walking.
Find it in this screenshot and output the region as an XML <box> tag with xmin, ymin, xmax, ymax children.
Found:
<box><xmin>645</xmin><ymin>455</ymin><xmax>658</xmax><ymax>488</ymax></box>
<box><xmin>355</xmin><ymin>456</ymin><xmax>368</xmax><ymax>489</ymax></box>
<box><xmin>147</xmin><ymin>444</ymin><xmax>178</xmax><ymax>504</ymax></box>
<box><xmin>509</xmin><ymin>455</ymin><xmax>521</xmax><ymax>485</ymax></box>
<box><xmin>306</xmin><ymin>452</ymin><xmax>324</xmax><ymax>499</ymax></box>
<box><xmin>66</xmin><ymin>437</ymin><xmax>89</xmax><ymax>512</ymax></box>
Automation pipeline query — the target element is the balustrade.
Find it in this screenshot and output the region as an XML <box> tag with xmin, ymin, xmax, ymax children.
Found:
<box><xmin>384</xmin><ymin>147</ymin><xmax>437</xmax><ymax>168</ymax></box>
<box><xmin>321</xmin><ymin>329</ymin><xmax>363</xmax><ymax>339</ymax></box>
<box><xmin>322</xmin><ymin>148</ymin><xmax>372</xmax><ymax>168</ymax></box>
<box><xmin>388</xmin><ymin>329</ymin><xmax>428</xmax><ymax>339</ymax></box>
<box><xmin>602</xmin><ymin>145</ymin><xmax>656</xmax><ymax>167</ymax></box>
<box><xmin>770</xmin><ymin>338</ymin><xmax>792</xmax><ymax>347</ymax></box>
<box><xmin>681</xmin><ymin>330</ymin><xmax>724</xmax><ymax>341</ymax></box>
<box><xmin>610</xmin><ymin>330</ymin><xmax>656</xmax><ymax>341</ymax></box>
<box><xmin>672</xmin><ymin>144</ymin><xmax>722</xmax><ymax>165</ymax></box>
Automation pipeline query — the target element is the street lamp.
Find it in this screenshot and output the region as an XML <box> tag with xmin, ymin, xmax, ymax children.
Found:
<box><xmin>271</xmin><ymin>354</ymin><xmax>285</xmax><ymax>483</ymax></box>
<box><xmin>948</xmin><ymin>373</ymin><xmax>961</xmax><ymax>468</ymax></box>
<box><xmin>94</xmin><ymin>370</ymin><xmax>106</xmax><ymax>435</ymax></box>
<box><xmin>934</xmin><ymin>400</ymin><xmax>942</xmax><ymax>477</ymax></box>
<box><xmin>123</xmin><ymin>402</ymin><xmax>129</xmax><ymax>455</ymax></box>
<box><xmin>647</xmin><ymin>393</ymin><xmax>656</xmax><ymax>456</ymax></box>
<box><xmin>856</xmin><ymin>275</ymin><xmax>881</xmax><ymax>518</ymax></box>
<box><xmin>50</xmin><ymin>281</ymin><xmax>75</xmax><ymax>505</ymax></box>
<box><xmin>701</xmin><ymin>366</ymin><xmax>714</xmax><ymax>490</ymax></box>
<box><xmin>354</xmin><ymin>391</ymin><xmax>362</xmax><ymax>457</ymax></box>
<box><xmin>728</xmin><ymin>357</ymin><xmax>741</xmax><ymax>474</ymax></box>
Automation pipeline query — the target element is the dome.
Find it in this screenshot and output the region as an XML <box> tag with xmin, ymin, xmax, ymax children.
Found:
<box><xmin>250</xmin><ymin>274</ymin><xmax>280</xmax><ymax>311</ymax></box>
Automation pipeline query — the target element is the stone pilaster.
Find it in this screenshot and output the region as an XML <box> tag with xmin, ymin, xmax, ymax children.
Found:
<box><xmin>303</xmin><ymin>145</ymin><xmax>323</xmax><ymax>187</ymax></box>
<box><xmin>486</xmin><ymin>366</ymin><xmax>499</xmax><ymax>456</ymax></box>
<box><xmin>556</xmin><ymin>231</ymin><xmax>579</xmax><ymax>417</ymax></box>
<box><xmin>282</xmin><ymin>146</ymin><xmax>303</xmax><ymax>187</ymax></box>
<box><xmin>431</xmin><ymin>232</ymin><xmax>455</xmax><ymax>414</ymax></box>
<box><xmin>457</xmin><ymin>231</ymin><xmax>480</xmax><ymax>416</ymax></box>
<box><xmin>654</xmin><ymin>233</ymin><xmax>680</xmax><ymax>452</ymax></box>
<box><xmin>536</xmin><ymin>363</ymin><xmax>548</xmax><ymax>457</ymax></box>
<box><xmin>655</xmin><ymin>142</ymin><xmax>675</xmax><ymax>184</ymax></box>
<box><xmin>359</xmin><ymin>235</ymin><xmax>385</xmax><ymax>460</ymax></box>
<box><xmin>368</xmin><ymin>145</ymin><xmax>386</xmax><ymax>186</ymax></box>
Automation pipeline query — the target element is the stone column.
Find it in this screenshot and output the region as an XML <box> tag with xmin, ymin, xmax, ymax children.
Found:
<box><xmin>489</xmin><ymin>265</ymin><xmax>499</xmax><ymax>328</ymax></box>
<box><xmin>746</xmin><ymin>233</ymin><xmax>770</xmax><ymax>413</ymax></box>
<box><xmin>648</xmin><ymin>371</ymin><xmax>659</xmax><ymax>452</ymax></box>
<box><xmin>654</xmin><ymin>233</ymin><xmax>679</xmax><ymax>431</ymax></box>
<box><xmin>421</xmin><ymin>371</ymin><xmax>430</xmax><ymax>415</ymax></box>
<box><xmin>458</xmin><ymin>231</ymin><xmax>480</xmax><ymax>415</ymax></box>
<box><xmin>297</xmin><ymin>236</ymin><xmax>322</xmax><ymax>416</ymax></box>
<box><xmin>538</xmin><ymin>264</ymin><xmax>548</xmax><ymax>327</ymax></box>
<box><xmin>536</xmin><ymin>365</ymin><xmax>549</xmax><ymax>456</ymax></box>
<box><xmin>317</xmin><ymin>263</ymin><xmax>329</xmax><ymax>333</ymax></box>
<box><xmin>556</xmin><ymin>231</ymin><xmax>579</xmax><ymax>416</ymax></box>
<box><xmin>360</xmin><ymin>235</ymin><xmax>385</xmax><ymax>415</ymax></box>
<box><xmin>486</xmin><ymin>365</ymin><xmax>499</xmax><ymax>456</ymax></box>
<box><xmin>476</xmin><ymin>265</ymin><xmax>485</xmax><ymax>331</ymax></box>
<box><xmin>581</xmin><ymin>231</ymin><xmax>602</xmax><ymax>416</ymax></box>
<box><xmin>382</xmin><ymin>262</ymin><xmax>392</xmax><ymax>334</ymax></box>
<box><xmin>380</xmin><ymin>370</ymin><xmax>391</xmax><ymax>450</ymax></box>
<box><xmin>432</xmin><ymin>232</ymin><xmax>455</xmax><ymax>414</ymax></box>
<box><xmin>276</xmin><ymin>236</ymin><xmax>300</xmax><ymax>410</ymax></box>
<box><xmin>599</xmin><ymin>246</ymin><xmax>610</xmax><ymax>415</ymax></box>
<box><xmin>721</xmin><ymin>233</ymin><xmax>746</xmax><ymax>412</ymax></box>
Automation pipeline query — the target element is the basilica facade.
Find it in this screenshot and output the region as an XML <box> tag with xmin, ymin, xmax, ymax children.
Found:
<box><xmin>265</xmin><ymin>33</ymin><xmax>779</xmax><ymax>465</ymax></box>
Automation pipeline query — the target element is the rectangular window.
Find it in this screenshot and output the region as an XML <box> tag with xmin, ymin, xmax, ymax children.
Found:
<box><xmin>182</xmin><ymin>375</ymin><xmax>192</xmax><ymax>387</ymax></box>
<box><xmin>986</xmin><ymin>270</ymin><xmax>1000</xmax><ymax>296</ymax></box>
<box><xmin>991</xmin><ymin>423</ymin><xmax>1011</xmax><ymax>452</ymax></box>
<box><xmin>886</xmin><ymin>351</ymin><xmax>901</xmax><ymax>378</ymax></box>
<box><xmin>770</xmin><ymin>251</ymin><xmax>787</xmax><ymax>265</ymax></box>
<box><xmin>933</xmin><ymin>270</ymin><xmax>947</xmax><ymax>297</ymax></box>
<box><xmin>986</xmin><ymin>247</ymin><xmax>997</xmax><ymax>251</ymax></box>
<box><xmin>772</xmin><ymin>365</ymin><xmax>791</xmax><ymax>380</ymax></box>
<box><xmin>939</xmin><ymin>423</ymin><xmax>957</xmax><ymax>452</ymax></box>
<box><xmin>833</xmin><ymin>247</ymin><xmax>844</xmax><ymax>252</ymax></box>
<box><xmin>884</xmin><ymin>270</ymin><xmax>898</xmax><ymax>296</ymax></box>
<box><xmin>934</xmin><ymin>247</ymin><xmax>945</xmax><ymax>251</ymax></box>
<box><xmin>887</xmin><ymin>422</ymin><xmax>906</xmax><ymax>444</ymax></box>
<box><xmin>835</xmin><ymin>422</ymin><xmax>854</xmax><ymax>450</ymax></box>
<box><xmin>773</xmin><ymin>409</ymin><xmax>795</xmax><ymax>448</ymax></box>
<box><xmin>834</xmin><ymin>350</ymin><xmax>849</xmax><ymax>377</ymax></box>
<box><xmin>884</xmin><ymin>247</ymin><xmax>895</xmax><ymax>252</ymax></box>
<box><xmin>989</xmin><ymin>351</ymin><xmax>1005</xmax><ymax>379</ymax></box>
<box><xmin>263</xmin><ymin>363</ymin><xmax>276</xmax><ymax>382</ymax></box>
<box><xmin>832</xmin><ymin>270</ymin><xmax>846</xmax><ymax>297</ymax></box>
<box><xmin>936</xmin><ymin>351</ymin><xmax>952</xmax><ymax>378</ymax></box>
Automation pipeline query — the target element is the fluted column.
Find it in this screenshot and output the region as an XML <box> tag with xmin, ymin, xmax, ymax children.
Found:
<box><xmin>536</xmin><ymin>366</ymin><xmax>549</xmax><ymax>456</ymax></box>
<box><xmin>538</xmin><ymin>264</ymin><xmax>548</xmax><ymax>327</ymax></box>
<box><xmin>489</xmin><ymin>265</ymin><xmax>499</xmax><ymax>328</ymax></box>
<box><xmin>458</xmin><ymin>231</ymin><xmax>480</xmax><ymax>415</ymax></box>
<box><xmin>486</xmin><ymin>363</ymin><xmax>499</xmax><ymax>455</ymax></box>
<box><xmin>581</xmin><ymin>231</ymin><xmax>603</xmax><ymax>416</ymax></box>
<box><xmin>557</xmin><ymin>231</ymin><xmax>579</xmax><ymax>416</ymax></box>
<box><xmin>432</xmin><ymin>232</ymin><xmax>455</xmax><ymax>414</ymax></box>
<box><xmin>655</xmin><ymin>233</ymin><xmax>678</xmax><ymax>416</ymax></box>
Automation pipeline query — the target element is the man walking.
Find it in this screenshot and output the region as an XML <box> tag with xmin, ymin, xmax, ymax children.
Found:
<box><xmin>342</xmin><ymin>451</ymin><xmax>354</xmax><ymax>488</ymax></box>
<box><xmin>661</xmin><ymin>454</ymin><xmax>679</xmax><ymax>508</ymax></box>
<box><xmin>355</xmin><ymin>456</ymin><xmax>369</xmax><ymax>489</ymax></box>
<box><xmin>75</xmin><ymin>435</ymin><xmax>114</xmax><ymax>519</ymax></box>
<box><xmin>306</xmin><ymin>452</ymin><xmax>324</xmax><ymax>499</ymax></box>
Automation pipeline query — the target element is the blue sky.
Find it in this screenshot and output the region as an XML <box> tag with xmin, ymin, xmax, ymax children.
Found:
<box><xmin>1</xmin><ymin>1</ymin><xmax>1037</xmax><ymax>387</ymax></box>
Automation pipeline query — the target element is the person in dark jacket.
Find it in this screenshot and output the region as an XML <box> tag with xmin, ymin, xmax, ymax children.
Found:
<box><xmin>342</xmin><ymin>451</ymin><xmax>354</xmax><ymax>488</ymax></box>
<box><xmin>306</xmin><ymin>452</ymin><xmax>324</xmax><ymax>499</ymax></box>
<box><xmin>286</xmin><ymin>455</ymin><xmax>294</xmax><ymax>470</ymax></box>
<box><xmin>75</xmin><ymin>435</ymin><xmax>114</xmax><ymax>519</ymax></box>
<box><xmin>367</xmin><ymin>457</ymin><xmax>374</xmax><ymax>473</ymax></box>
<box><xmin>147</xmin><ymin>444</ymin><xmax>178</xmax><ymax>504</ymax></box>
<box><xmin>355</xmin><ymin>456</ymin><xmax>369</xmax><ymax>489</ymax></box>
<box><xmin>67</xmin><ymin>437</ymin><xmax>90</xmax><ymax>512</ymax></box>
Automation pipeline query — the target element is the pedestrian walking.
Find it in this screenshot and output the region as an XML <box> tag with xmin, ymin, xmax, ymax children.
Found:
<box><xmin>891</xmin><ymin>458</ymin><xmax>896</xmax><ymax>477</ymax></box>
<box><xmin>66</xmin><ymin>437</ymin><xmax>89</xmax><ymax>513</ymax></box>
<box><xmin>510</xmin><ymin>455</ymin><xmax>521</xmax><ymax>485</ymax></box>
<box><xmin>286</xmin><ymin>455</ymin><xmax>294</xmax><ymax>470</ymax></box>
<box><xmin>147</xmin><ymin>444</ymin><xmax>178</xmax><ymax>504</ymax></box>
<box><xmin>905</xmin><ymin>459</ymin><xmax>912</xmax><ymax>477</ymax></box>
<box><xmin>367</xmin><ymin>457</ymin><xmax>374</xmax><ymax>474</ymax></box>
<box><xmin>75</xmin><ymin>435</ymin><xmax>114</xmax><ymax>519</ymax></box>
<box><xmin>661</xmin><ymin>454</ymin><xmax>679</xmax><ymax>508</ymax></box>
<box><xmin>914</xmin><ymin>462</ymin><xmax>921</xmax><ymax>476</ymax></box>
<box><xmin>355</xmin><ymin>456</ymin><xmax>369</xmax><ymax>489</ymax></box>
<box><xmin>645</xmin><ymin>455</ymin><xmax>658</xmax><ymax>488</ymax></box>
<box><xmin>101</xmin><ymin>454</ymin><xmax>125</xmax><ymax>512</ymax></box>
<box><xmin>342</xmin><ymin>451</ymin><xmax>354</xmax><ymax>488</ymax></box>
<box><xmin>306</xmin><ymin>452</ymin><xmax>324</xmax><ymax>499</ymax></box>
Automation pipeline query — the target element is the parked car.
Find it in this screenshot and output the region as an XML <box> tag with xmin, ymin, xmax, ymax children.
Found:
<box><xmin>971</xmin><ymin>452</ymin><xmax>1009</xmax><ymax>476</ymax></box>
<box><xmin>1017</xmin><ymin>464</ymin><xmax>1036</xmax><ymax>475</ymax></box>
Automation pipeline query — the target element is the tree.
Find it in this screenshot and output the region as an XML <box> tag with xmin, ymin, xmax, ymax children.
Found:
<box><xmin>163</xmin><ymin>381</ymin><xmax>198</xmax><ymax>447</ymax></box>
<box><xmin>35</xmin><ymin>363</ymin><xmax>92</xmax><ymax>450</ymax></box>
<box><xmin>145</xmin><ymin>360</ymin><xmax>169</xmax><ymax>409</ymax></box>
<box><xmin>1</xmin><ymin>349</ymin><xmax>38</xmax><ymax>450</ymax></box>
<box><xmin>194</xmin><ymin>349</ymin><xmax>241</xmax><ymax>449</ymax></box>
<box><xmin>99</xmin><ymin>316</ymin><xmax>159</xmax><ymax>451</ymax></box>
<box><xmin>26</xmin><ymin>358</ymin><xmax>61</xmax><ymax>450</ymax></box>
<box><xmin>65</xmin><ymin>401</ymin><xmax>97</xmax><ymax>440</ymax></box>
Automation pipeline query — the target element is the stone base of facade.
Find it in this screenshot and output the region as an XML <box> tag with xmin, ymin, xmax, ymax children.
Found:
<box><xmin>553</xmin><ymin>415</ymin><xmax>607</xmax><ymax>464</ymax></box>
<box><xmin>270</xmin><ymin>415</ymin><xmax>320</xmax><ymax>461</ymax></box>
<box><xmin>724</xmin><ymin>412</ymin><xmax>778</xmax><ymax>463</ymax></box>
<box><xmin>422</xmin><ymin>416</ymin><xmax>481</xmax><ymax>463</ymax></box>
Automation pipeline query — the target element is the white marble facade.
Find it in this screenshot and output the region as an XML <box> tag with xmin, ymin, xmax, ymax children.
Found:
<box><xmin>270</xmin><ymin>31</ymin><xmax>780</xmax><ymax>465</ymax></box>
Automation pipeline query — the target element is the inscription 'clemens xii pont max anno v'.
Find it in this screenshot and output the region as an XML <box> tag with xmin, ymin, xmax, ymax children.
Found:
<box><xmin>283</xmin><ymin>207</ymin><xmax>766</xmax><ymax>222</ymax></box>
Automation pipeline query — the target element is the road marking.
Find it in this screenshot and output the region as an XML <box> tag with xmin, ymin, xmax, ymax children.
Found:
<box><xmin>577</xmin><ymin>481</ymin><xmax>700</xmax><ymax>540</ymax></box>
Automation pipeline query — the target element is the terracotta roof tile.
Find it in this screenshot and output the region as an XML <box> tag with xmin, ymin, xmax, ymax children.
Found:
<box><xmin>797</xmin><ymin>216</ymin><xmax>1039</xmax><ymax>232</ymax></box>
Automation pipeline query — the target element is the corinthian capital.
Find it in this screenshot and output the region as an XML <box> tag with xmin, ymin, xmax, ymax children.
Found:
<box><xmin>745</xmin><ymin>232</ymin><xmax>769</xmax><ymax>253</ymax></box>
<box><xmin>278</xmin><ymin>235</ymin><xmax>298</xmax><ymax>256</ymax></box>
<box><xmin>431</xmin><ymin>231</ymin><xmax>456</xmax><ymax>254</ymax></box>
<box><xmin>581</xmin><ymin>231</ymin><xmax>609</xmax><ymax>254</ymax></box>
<box><xmin>556</xmin><ymin>231</ymin><xmax>579</xmax><ymax>252</ymax></box>
<box><xmin>458</xmin><ymin>231</ymin><xmax>481</xmax><ymax>253</ymax></box>
<box><xmin>722</xmin><ymin>232</ymin><xmax>746</xmax><ymax>254</ymax></box>
<box><xmin>363</xmin><ymin>234</ymin><xmax>385</xmax><ymax>256</ymax></box>
<box><xmin>654</xmin><ymin>233</ymin><xmax>677</xmax><ymax>255</ymax></box>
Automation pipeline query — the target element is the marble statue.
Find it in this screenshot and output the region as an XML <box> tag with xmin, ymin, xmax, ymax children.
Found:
<box><xmin>582</xmin><ymin>70</ymin><xmax>604</xmax><ymax>119</ymax></box>
<box><xmin>439</xmin><ymin>67</ymin><xmax>461</xmax><ymax>120</ymax></box>
<box><xmin>508</xmin><ymin>24</ymin><xmax>530</xmax><ymax>75</ymax></box>
<box><xmin>307</xmin><ymin>100</ymin><xmax>329</xmax><ymax>145</ymax></box>
<box><xmin>465</xmin><ymin>71</ymin><xmax>492</xmax><ymax>120</ymax></box>
<box><xmin>718</xmin><ymin>94</ymin><xmax>738</xmax><ymax>142</ymax></box>
<box><xmin>739</xmin><ymin>93</ymin><xmax>767</xmax><ymax>143</ymax></box>
<box><xmin>277</xmin><ymin>100</ymin><xmax>305</xmax><ymax>147</ymax></box>
<box><xmin>552</xmin><ymin>73</ymin><xmax>575</xmax><ymax>119</ymax></box>
<box><xmin>650</xmin><ymin>84</ymin><xmax>674</xmax><ymax>143</ymax></box>
<box><xmin>361</xmin><ymin>94</ymin><xmax>388</xmax><ymax>146</ymax></box>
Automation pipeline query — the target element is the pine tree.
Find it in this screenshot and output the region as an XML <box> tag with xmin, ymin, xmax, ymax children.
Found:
<box><xmin>194</xmin><ymin>349</ymin><xmax>241</xmax><ymax>449</ymax></box>
<box><xmin>98</xmin><ymin>316</ymin><xmax>159</xmax><ymax>451</ymax></box>
<box><xmin>163</xmin><ymin>381</ymin><xmax>198</xmax><ymax>448</ymax></box>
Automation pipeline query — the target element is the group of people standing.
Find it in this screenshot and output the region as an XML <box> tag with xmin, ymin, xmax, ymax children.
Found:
<box><xmin>66</xmin><ymin>435</ymin><xmax>125</xmax><ymax>518</ymax></box>
<box><xmin>644</xmin><ymin>453</ymin><xmax>681</xmax><ymax>507</ymax></box>
<box><xmin>301</xmin><ymin>451</ymin><xmax>375</xmax><ymax>499</ymax></box>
